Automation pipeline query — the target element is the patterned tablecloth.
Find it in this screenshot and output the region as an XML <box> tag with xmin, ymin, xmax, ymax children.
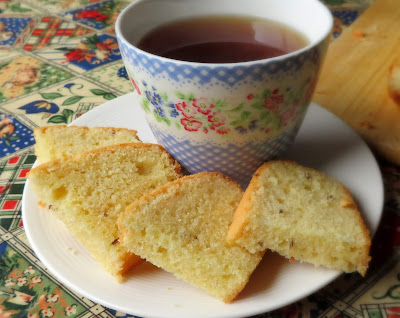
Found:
<box><xmin>0</xmin><ymin>0</ymin><xmax>397</xmax><ymax>317</ymax></box>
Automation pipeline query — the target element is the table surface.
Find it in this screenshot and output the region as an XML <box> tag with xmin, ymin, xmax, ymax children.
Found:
<box><xmin>0</xmin><ymin>0</ymin><xmax>397</xmax><ymax>317</ymax></box>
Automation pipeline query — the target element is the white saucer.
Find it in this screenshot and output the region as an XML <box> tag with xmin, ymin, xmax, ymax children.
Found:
<box><xmin>22</xmin><ymin>93</ymin><xmax>384</xmax><ymax>318</ymax></box>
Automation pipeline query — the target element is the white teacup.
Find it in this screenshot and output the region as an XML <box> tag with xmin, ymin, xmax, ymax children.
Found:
<box><xmin>116</xmin><ymin>0</ymin><xmax>333</xmax><ymax>186</ymax></box>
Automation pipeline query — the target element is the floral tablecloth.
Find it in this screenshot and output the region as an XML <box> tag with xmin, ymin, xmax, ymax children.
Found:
<box><xmin>1</xmin><ymin>0</ymin><xmax>397</xmax><ymax>317</ymax></box>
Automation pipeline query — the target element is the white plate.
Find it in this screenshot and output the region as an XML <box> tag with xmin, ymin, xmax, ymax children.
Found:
<box><xmin>22</xmin><ymin>93</ymin><xmax>384</xmax><ymax>318</ymax></box>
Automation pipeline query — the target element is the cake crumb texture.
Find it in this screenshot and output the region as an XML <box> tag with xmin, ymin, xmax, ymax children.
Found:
<box><xmin>227</xmin><ymin>160</ymin><xmax>371</xmax><ymax>276</ymax></box>
<box><xmin>119</xmin><ymin>172</ymin><xmax>263</xmax><ymax>303</ymax></box>
<box><xmin>28</xmin><ymin>143</ymin><xmax>182</xmax><ymax>281</ymax></box>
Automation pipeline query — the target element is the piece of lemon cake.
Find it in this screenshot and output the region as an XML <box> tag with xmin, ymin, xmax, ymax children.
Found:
<box><xmin>118</xmin><ymin>172</ymin><xmax>264</xmax><ymax>303</ymax></box>
<box><xmin>34</xmin><ymin>125</ymin><xmax>141</xmax><ymax>164</ymax></box>
<box><xmin>28</xmin><ymin>143</ymin><xmax>182</xmax><ymax>281</ymax></box>
<box><xmin>227</xmin><ymin>160</ymin><xmax>371</xmax><ymax>276</ymax></box>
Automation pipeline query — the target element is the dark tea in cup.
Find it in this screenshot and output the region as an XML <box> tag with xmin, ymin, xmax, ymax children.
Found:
<box><xmin>137</xmin><ymin>15</ymin><xmax>309</xmax><ymax>63</ymax></box>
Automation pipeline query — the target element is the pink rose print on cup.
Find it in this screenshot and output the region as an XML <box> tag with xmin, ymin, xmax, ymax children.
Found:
<box><xmin>208</xmin><ymin>111</ymin><xmax>227</xmax><ymax>128</ymax></box>
<box><xmin>192</xmin><ymin>97</ymin><xmax>214</xmax><ymax>115</ymax></box>
<box><xmin>264</xmin><ymin>88</ymin><xmax>284</xmax><ymax>113</ymax></box>
<box><xmin>181</xmin><ymin>118</ymin><xmax>202</xmax><ymax>131</ymax></box>
<box><xmin>216</xmin><ymin>127</ymin><xmax>230</xmax><ymax>135</ymax></box>
<box><xmin>133</xmin><ymin>82</ymin><xmax>307</xmax><ymax>137</ymax></box>
<box><xmin>176</xmin><ymin>101</ymin><xmax>198</xmax><ymax>118</ymax></box>
<box><xmin>130</xmin><ymin>77</ymin><xmax>141</xmax><ymax>95</ymax></box>
<box><xmin>247</xmin><ymin>93</ymin><xmax>254</xmax><ymax>100</ymax></box>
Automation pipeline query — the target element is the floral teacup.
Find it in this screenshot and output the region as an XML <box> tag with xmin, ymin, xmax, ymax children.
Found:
<box><xmin>116</xmin><ymin>0</ymin><xmax>333</xmax><ymax>186</ymax></box>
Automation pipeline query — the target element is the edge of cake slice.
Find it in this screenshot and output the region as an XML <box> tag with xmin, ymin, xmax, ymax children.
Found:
<box><xmin>34</xmin><ymin>125</ymin><xmax>141</xmax><ymax>164</ymax></box>
<box><xmin>227</xmin><ymin>160</ymin><xmax>371</xmax><ymax>276</ymax></box>
<box><xmin>118</xmin><ymin>172</ymin><xmax>264</xmax><ymax>303</ymax></box>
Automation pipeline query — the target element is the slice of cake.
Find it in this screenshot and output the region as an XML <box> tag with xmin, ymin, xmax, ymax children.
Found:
<box><xmin>227</xmin><ymin>160</ymin><xmax>371</xmax><ymax>276</ymax></box>
<box><xmin>118</xmin><ymin>172</ymin><xmax>264</xmax><ymax>303</ymax></box>
<box><xmin>28</xmin><ymin>143</ymin><xmax>182</xmax><ymax>281</ymax></box>
<box><xmin>34</xmin><ymin>125</ymin><xmax>141</xmax><ymax>164</ymax></box>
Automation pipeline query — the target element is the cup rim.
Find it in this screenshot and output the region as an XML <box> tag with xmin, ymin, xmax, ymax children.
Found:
<box><xmin>115</xmin><ymin>0</ymin><xmax>333</xmax><ymax>67</ymax></box>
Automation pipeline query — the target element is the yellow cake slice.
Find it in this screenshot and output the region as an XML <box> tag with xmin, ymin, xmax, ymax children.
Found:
<box><xmin>227</xmin><ymin>160</ymin><xmax>371</xmax><ymax>276</ymax></box>
<box><xmin>118</xmin><ymin>172</ymin><xmax>264</xmax><ymax>303</ymax></box>
<box><xmin>28</xmin><ymin>143</ymin><xmax>182</xmax><ymax>281</ymax></box>
<box><xmin>34</xmin><ymin>125</ymin><xmax>141</xmax><ymax>164</ymax></box>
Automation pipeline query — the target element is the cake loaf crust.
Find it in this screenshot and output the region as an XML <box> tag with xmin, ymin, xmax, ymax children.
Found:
<box><xmin>34</xmin><ymin>125</ymin><xmax>141</xmax><ymax>164</ymax></box>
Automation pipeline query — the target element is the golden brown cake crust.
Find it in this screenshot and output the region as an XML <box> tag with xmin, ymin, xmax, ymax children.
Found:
<box><xmin>29</xmin><ymin>142</ymin><xmax>182</xmax><ymax>178</ymax></box>
<box><xmin>34</xmin><ymin>125</ymin><xmax>139</xmax><ymax>137</ymax></box>
<box><xmin>227</xmin><ymin>161</ymin><xmax>279</xmax><ymax>242</ymax></box>
<box><xmin>33</xmin><ymin>125</ymin><xmax>142</xmax><ymax>164</ymax></box>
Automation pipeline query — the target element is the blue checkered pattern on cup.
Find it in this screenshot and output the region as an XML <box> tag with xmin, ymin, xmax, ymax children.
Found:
<box><xmin>150</xmin><ymin>124</ymin><xmax>301</xmax><ymax>187</ymax></box>
<box><xmin>119</xmin><ymin>41</ymin><xmax>320</xmax><ymax>87</ymax></box>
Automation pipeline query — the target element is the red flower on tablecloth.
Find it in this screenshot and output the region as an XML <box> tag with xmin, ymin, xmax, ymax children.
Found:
<box><xmin>64</xmin><ymin>49</ymin><xmax>96</xmax><ymax>63</ymax></box>
<box><xmin>75</xmin><ymin>10</ymin><xmax>108</xmax><ymax>21</ymax></box>
<box><xmin>60</xmin><ymin>34</ymin><xmax>119</xmax><ymax>66</ymax></box>
<box><xmin>181</xmin><ymin>118</ymin><xmax>202</xmax><ymax>131</ymax></box>
<box><xmin>64</xmin><ymin>49</ymin><xmax>81</xmax><ymax>61</ymax></box>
